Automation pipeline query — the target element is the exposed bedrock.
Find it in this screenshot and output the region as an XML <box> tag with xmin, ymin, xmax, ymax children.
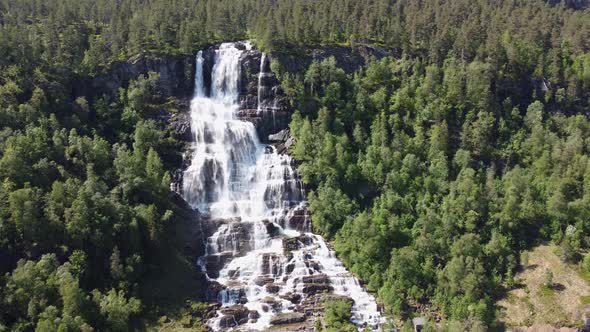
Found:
<box><xmin>196</xmin><ymin>42</ymin><xmax>292</xmax><ymax>142</ymax></box>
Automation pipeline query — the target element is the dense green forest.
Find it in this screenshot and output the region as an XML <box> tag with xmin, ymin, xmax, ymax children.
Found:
<box><xmin>275</xmin><ymin>1</ymin><xmax>590</xmax><ymax>328</ymax></box>
<box><xmin>2</xmin><ymin>0</ymin><xmax>590</xmax><ymax>330</ymax></box>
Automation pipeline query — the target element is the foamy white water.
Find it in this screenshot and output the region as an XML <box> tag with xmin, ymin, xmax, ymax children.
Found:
<box><xmin>182</xmin><ymin>42</ymin><xmax>384</xmax><ymax>331</ymax></box>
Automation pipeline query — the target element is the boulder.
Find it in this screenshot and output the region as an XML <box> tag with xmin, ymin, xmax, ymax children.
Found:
<box><xmin>280</xmin><ymin>292</ymin><xmax>302</xmax><ymax>304</ymax></box>
<box><xmin>302</xmin><ymin>274</ymin><xmax>330</xmax><ymax>284</ymax></box>
<box><xmin>260</xmin><ymin>296</ymin><xmax>283</xmax><ymax>311</ymax></box>
<box><xmin>283</xmin><ymin>235</ymin><xmax>313</xmax><ymax>252</ymax></box>
<box><xmin>264</xmin><ymin>220</ymin><xmax>281</xmax><ymax>237</ymax></box>
<box><xmin>270</xmin><ymin>312</ymin><xmax>306</xmax><ymax>325</ymax></box>
<box><xmin>266</xmin><ymin>283</ymin><xmax>281</xmax><ymax>294</ymax></box>
<box><xmin>248</xmin><ymin>310</ymin><xmax>260</xmax><ymax>320</ymax></box>
<box><xmin>254</xmin><ymin>276</ymin><xmax>274</xmax><ymax>286</ymax></box>
<box><xmin>284</xmin><ymin>263</ymin><xmax>295</xmax><ymax>274</ymax></box>
<box><xmin>306</xmin><ymin>260</ymin><xmax>322</xmax><ymax>272</ymax></box>
<box><xmin>302</xmin><ymin>283</ymin><xmax>333</xmax><ymax>294</ymax></box>
<box><xmin>218</xmin><ymin>304</ymin><xmax>249</xmax><ymax>328</ymax></box>
<box><xmin>205</xmin><ymin>281</ymin><xmax>225</xmax><ymax>302</ymax></box>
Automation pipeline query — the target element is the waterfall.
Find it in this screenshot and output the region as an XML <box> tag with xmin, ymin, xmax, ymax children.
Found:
<box><xmin>256</xmin><ymin>52</ymin><xmax>266</xmax><ymax>113</ymax></box>
<box><xmin>182</xmin><ymin>42</ymin><xmax>384</xmax><ymax>331</ymax></box>
<box><xmin>194</xmin><ymin>50</ymin><xmax>205</xmax><ymax>97</ymax></box>
<box><xmin>256</xmin><ymin>52</ymin><xmax>278</xmax><ymax>130</ymax></box>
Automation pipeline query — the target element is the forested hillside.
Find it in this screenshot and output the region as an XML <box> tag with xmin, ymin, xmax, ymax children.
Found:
<box><xmin>2</xmin><ymin>0</ymin><xmax>590</xmax><ymax>330</ymax></box>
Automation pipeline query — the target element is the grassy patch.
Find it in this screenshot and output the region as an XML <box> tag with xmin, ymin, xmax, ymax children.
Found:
<box><xmin>496</xmin><ymin>244</ymin><xmax>590</xmax><ymax>328</ymax></box>
<box><xmin>505</xmin><ymin>293</ymin><xmax>518</xmax><ymax>304</ymax></box>
<box><xmin>537</xmin><ymin>285</ymin><xmax>555</xmax><ymax>297</ymax></box>
<box><xmin>577</xmin><ymin>268</ymin><xmax>590</xmax><ymax>283</ymax></box>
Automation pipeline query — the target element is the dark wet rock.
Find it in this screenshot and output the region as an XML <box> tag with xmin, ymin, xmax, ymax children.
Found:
<box><xmin>200</xmin><ymin>48</ymin><xmax>215</xmax><ymax>97</ymax></box>
<box><xmin>203</xmin><ymin>252</ymin><xmax>234</xmax><ymax>279</ymax></box>
<box><xmin>306</xmin><ymin>260</ymin><xmax>321</xmax><ymax>272</ymax></box>
<box><xmin>264</xmin><ymin>220</ymin><xmax>282</xmax><ymax>237</ymax></box>
<box><xmin>235</xmin><ymin>41</ymin><xmax>249</xmax><ymax>51</ymax></box>
<box><xmin>266</xmin><ymin>283</ymin><xmax>281</xmax><ymax>293</ymax></box>
<box><xmin>302</xmin><ymin>283</ymin><xmax>333</xmax><ymax>294</ymax></box>
<box><xmin>275</xmin><ymin>143</ymin><xmax>288</xmax><ymax>155</ymax></box>
<box><xmin>205</xmin><ymin>281</ymin><xmax>225</xmax><ymax>302</ymax></box>
<box><xmin>285</xmin><ymin>209</ymin><xmax>311</xmax><ymax>232</ymax></box>
<box><xmin>205</xmin><ymin>303</ymin><xmax>222</xmax><ymax>320</ymax></box>
<box><xmin>259</xmin><ymin>253</ymin><xmax>281</xmax><ymax>275</ymax></box>
<box><xmin>169</xmin><ymin>111</ymin><xmax>192</xmax><ymax>141</ymax></box>
<box><xmin>302</xmin><ymin>274</ymin><xmax>329</xmax><ymax>285</ymax></box>
<box><xmin>254</xmin><ymin>276</ymin><xmax>275</xmax><ymax>286</ymax></box>
<box><xmin>249</xmin><ymin>310</ymin><xmax>260</xmax><ymax>320</ymax></box>
<box><xmin>270</xmin><ymin>312</ymin><xmax>306</xmax><ymax>325</ymax></box>
<box><xmin>284</xmin><ymin>263</ymin><xmax>295</xmax><ymax>274</ymax></box>
<box><xmin>203</xmin><ymin>221</ymin><xmax>256</xmax><ymax>260</ymax></box>
<box><xmin>261</xmin><ymin>296</ymin><xmax>283</xmax><ymax>311</ymax></box>
<box><xmin>219</xmin><ymin>285</ymin><xmax>248</xmax><ymax>304</ymax></box>
<box><xmin>236</xmin><ymin>49</ymin><xmax>292</xmax><ymax>141</ymax></box>
<box><xmin>280</xmin><ymin>292</ymin><xmax>302</xmax><ymax>304</ymax></box>
<box><xmin>218</xmin><ymin>304</ymin><xmax>249</xmax><ymax>328</ymax></box>
<box><xmin>283</xmin><ymin>235</ymin><xmax>314</xmax><ymax>253</ymax></box>
<box><xmin>268</xmin><ymin>129</ymin><xmax>290</xmax><ymax>143</ymax></box>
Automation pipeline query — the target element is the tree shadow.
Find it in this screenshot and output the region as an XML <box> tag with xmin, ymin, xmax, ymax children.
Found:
<box><xmin>516</xmin><ymin>263</ymin><xmax>538</xmax><ymax>273</ymax></box>
<box><xmin>511</xmin><ymin>281</ymin><xmax>526</xmax><ymax>289</ymax></box>
<box><xmin>139</xmin><ymin>202</ymin><xmax>210</xmax><ymax>328</ymax></box>
<box><xmin>550</xmin><ymin>282</ymin><xmax>566</xmax><ymax>292</ymax></box>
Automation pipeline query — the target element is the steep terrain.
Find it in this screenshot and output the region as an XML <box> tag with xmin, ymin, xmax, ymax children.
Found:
<box><xmin>175</xmin><ymin>42</ymin><xmax>384</xmax><ymax>331</ymax></box>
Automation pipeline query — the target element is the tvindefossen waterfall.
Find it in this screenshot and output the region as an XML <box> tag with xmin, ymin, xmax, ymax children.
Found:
<box><xmin>182</xmin><ymin>42</ymin><xmax>383</xmax><ymax>331</ymax></box>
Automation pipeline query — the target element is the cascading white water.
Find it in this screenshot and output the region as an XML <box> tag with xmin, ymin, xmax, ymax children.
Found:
<box><xmin>256</xmin><ymin>52</ymin><xmax>266</xmax><ymax>113</ymax></box>
<box><xmin>183</xmin><ymin>42</ymin><xmax>384</xmax><ymax>331</ymax></box>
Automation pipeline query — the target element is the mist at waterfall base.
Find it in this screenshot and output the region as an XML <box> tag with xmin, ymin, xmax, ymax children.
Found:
<box><xmin>181</xmin><ymin>42</ymin><xmax>383</xmax><ymax>331</ymax></box>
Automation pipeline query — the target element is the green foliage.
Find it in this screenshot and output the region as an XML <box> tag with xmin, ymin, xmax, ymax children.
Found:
<box><xmin>582</xmin><ymin>253</ymin><xmax>590</xmax><ymax>273</ymax></box>
<box><xmin>308</xmin><ymin>184</ymin><xmax>357</xmax><ymax>237</ymax></box>
<box><xmin>323</xmin><ymin>300</ymin><xmax>356</xmax><ymax>332</ymax></box>
<box><xmin>0</xmin><ymin>70</ymin><xmax>201</xmax><ymax>330</ymax></box>
<box><xmin>284</xmin><ymin>4</ymin><xmax>590</xmax><ymax>321</ymax></box>
<box><xmin>544</xmin><ymin>269</ymin><xmax>554</xmax><ymax>288</ymax></box>
<box><xmin>92</xmin><ymin>289</ymin><xmax>141</xmax><ymax>331</ymax></box>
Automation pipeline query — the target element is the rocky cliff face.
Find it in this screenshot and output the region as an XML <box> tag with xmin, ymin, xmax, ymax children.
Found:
<box><xmin>73</xmin><ymin>54</ymin><xmax>195</xmax><ymax>101</ymax></box>
<box><xmin>238</xmin><ymin>49</ymin><xmax>292</xmax><ymax>141</ymax></box>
